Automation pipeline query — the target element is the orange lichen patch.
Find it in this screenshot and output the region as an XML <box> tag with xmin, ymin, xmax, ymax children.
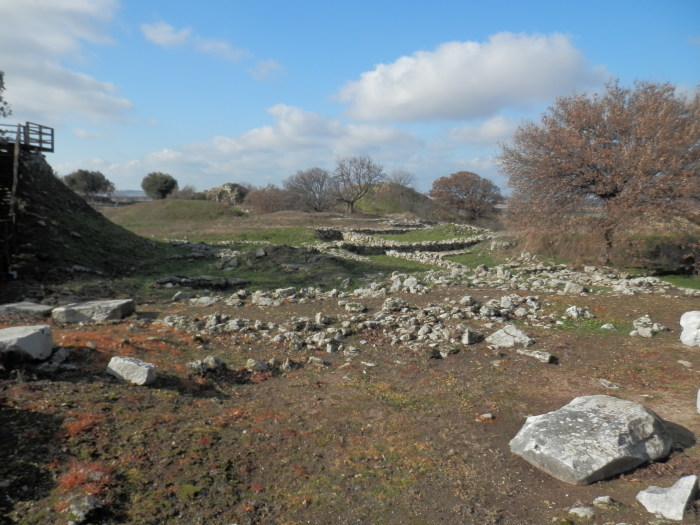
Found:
<box><xmin>62</xmin><ymin>411</ymin><xmax>106</xmax><ymax>437</ymax></box>
<box><xmin>57</xmin><ymin>460</ymin><xmax>114</xmax><ymax>496</ymax></box>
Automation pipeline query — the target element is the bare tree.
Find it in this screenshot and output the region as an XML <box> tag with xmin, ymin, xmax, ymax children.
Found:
<box><xmin>243</xmin><ymin>184</ymin><xmax>289</xmax><ymax>214</ymax></box>
<box><xmin>333</xmin><ymin>155</ymin><xmax>385</xmax><ymax>214</ymax></box>
<box><xmin>497</xmin><ymin>80</ymin><xmax>700</xmax><ymax>262</ymax></box>
<box><xmin>429</xmin><ymin>171</ymin><xmax>503</xmax><ymax>221</ymax></box>
<box><xmin>283</xmin><ymin>167</ymin><xmax>337</xmax><ymax>212</ymax></box>
<box><xmin>387</xmin><ymin>170</ymin><xmax>417</xmax><ymax>189</ymax></box>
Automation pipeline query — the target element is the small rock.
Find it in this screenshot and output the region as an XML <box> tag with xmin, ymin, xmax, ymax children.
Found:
<box><xmin>107</xmin><ymin>356</ymin><xmax>156</xmax><ymax>385</ymax></box>
<box><xmin>636</xmin><ymin>475</ymin><xmax>698</xmax><ymax>521</ymax></box>
<box><xmin>563</xmin><ymin>282</ymin><xmax>585</xmax><ymax>294</ymax></box>
<box><xmin>599</xmin><ymin>378</ymin><xmax>622</xmax><ymax>389</ymax></box>
<box><xmin>307</xmin><ymin>356</ymin><xmax>327</xmax><ymax>368</ymax></box>
<box><xmin>565</xmin><ymin>306</ymin><xmax>594</xmax><ymax>319</ymax></box>
<box><xmin>568</xmin><ymin>506</ymin><xmax>595</xmax><ymax>520</ymax></box>
<box><xmin>592</xmin><ymin>495</ymin><xmax>619</xmax><ymax>509</ymax></box>
<box><xmin>516</xmin><ymin>348</ymin><xmax>556</xmax><ymax>364</ymax></box>
<box><xmin>246</xmin><ymin>358</ymin><xmax>268</xmax><ymax>372</ymax></box>
<box><xmin>65</xmin><ymin>495</ymin><xmax>102</xmax><ymax>525</ymax></box>
<box><xmin>485</xmin><ymin>325</ymin><xmax>535</xmax><ymax>348</ymax></box>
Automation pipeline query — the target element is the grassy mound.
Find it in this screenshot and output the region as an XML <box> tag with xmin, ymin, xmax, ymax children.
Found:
<box><xmin>8</xmin><ymin>153</ymin><xmax>167</xmax><ymax>285</ymax></box>
<box><xmin>356</xmin><ymin>182</ymin><xmax>433</xmax><ymax>217</ymax></box>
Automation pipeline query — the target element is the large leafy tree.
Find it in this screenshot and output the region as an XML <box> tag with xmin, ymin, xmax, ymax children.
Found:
<box><xmin>498</xmin><ymin>80</ymin><xmax>699</xmax><ymax>260</ymax></box>
<box><xmin>283</xmin><ymin>167</ymin><xmax>337</xmax><ymax>212</ymax></box>
<box><xmin>63</xmin><ymin>170</ymin><xmax>115</xmax><ymax>198</ymax></box>
<box><xmin>333</xmin><ymin>155</ymin><xmax>384</xmax><ymax>214</ymax></box>
<box><xmin>141</xmin><ymin>172</ymin><xmax>178</xmax><ymax>200</ymax></box>
<box><xmin>429</xmin><ymin>171</ymin><xmax>503</xmax><ymax>221</ymax></box>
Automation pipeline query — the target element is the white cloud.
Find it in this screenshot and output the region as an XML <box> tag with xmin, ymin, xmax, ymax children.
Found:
<box><xmin>141</xmin><ymin>21</ymin><xmax>249</xmax><ymax>62</ymax></box>
<box><xmin>140</xmin><ymin>21</ymin><xmax>191</xmax><ymax>47</ymax></box>
<box><xmin>337</xmin><ymin>32</ymin><xmax>608</xmax><ymax>122</ymax></box>
<box><xmin>90</xmin><ymin>105</ymin><xmax>422</xmax><ymax>190</ymax></box>
<box><xmin>249</xmin><ymin>60</ymin><xmax>284</xmax><ymax>80</ymax></box>
<box><xmin>73</xmin><ymin>128</ymin><xmax>104</xmax><ymax>139</ymax></box>
<box><xmin>194</xmin><ymin>37</ymin><xmax>250</xmax><ymax>62</ymax></box>
<box><xmin>448</xmin><ymin>115</ymin><xmax>518</xmax><ymax>145</ymax></box>
<box><xmin>0</xmin><ymin>0</ymin><xmax>131</xmax><ymax>123</ymax></box>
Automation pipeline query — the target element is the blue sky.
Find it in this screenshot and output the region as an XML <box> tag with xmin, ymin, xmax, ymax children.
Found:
<box><xmin>1</xmin><ymin>0</ymin><xmax>698</xmax><ymax>192</ymax></box>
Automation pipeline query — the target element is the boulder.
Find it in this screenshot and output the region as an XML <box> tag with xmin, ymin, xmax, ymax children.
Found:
<box><xmin>0</xmin><ymin>325</ymin><xmax>53</xmax><ymax>361</ymax></box>
<box><xmin>52</xmin><ymin>299</ymin><xmax>135</xmax><ymax>323</ymax></box>
<box><xmin>679</xmin><ymin>311</ymin><xmax>700</xmax><ymax>347</ymax></box>
<box><xmin>0</xmin><ymin>301</ymin><xmax>53</xmax><ymax>319</ymax></box>
<box><xmin>485</xmin><ymin>325</ymin><xmax>534</xmax><ymax>348</ymax></box>
<box><xmin>106</xmin><ymin>356</ymin><xmax>156</xmax><ymax>385</ymax></box>
<box><xmin>509</xmin><ymin>395</ymin><xmax>672</xmax><ymax>485</ymax></box>
<box><xmin>636</xmin><ymin>475</ymin><xmax>698</xmax><ymax>521</ymax></box>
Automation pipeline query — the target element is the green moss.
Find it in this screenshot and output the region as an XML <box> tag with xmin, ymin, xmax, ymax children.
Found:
<box><xmin>177</xmin><ymin>483</ymin><xmax>202</xmax><ymax>500</ymax></box>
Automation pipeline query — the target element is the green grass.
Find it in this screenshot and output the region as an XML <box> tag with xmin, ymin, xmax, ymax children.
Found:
<box><xmin>364</xmin><ymin>255</ymin><xmax>436</xmax><ymax>273</ymax></box>
<box><xmin>445</xmin><ymin>248</ymin><xmax>503</xmax><ymax>268</ymax></box>
<box><xmin>105</xmin><ymin>199</ymin><xmax>243</xmax><ymax>226</ymax></box>
<box><xmin>659</xmin><ymin>274</ymin><xmax>700</xmax><ymax>290</ymax></box>
<box><xmin>227</xmin><ymin>227</ymin><xmax>320</xmax><ymax>246</ymax></box>
<box><xmin>374</xmin><ymin>224</ymin><xmax>478</xmax><ymax>243</ymax></box>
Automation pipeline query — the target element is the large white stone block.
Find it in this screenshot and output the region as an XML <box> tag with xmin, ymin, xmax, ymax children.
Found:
<box><xmin>0</xmin><ymin>325</ymin><xmax>53</xmax><ymax>361</ymax></box>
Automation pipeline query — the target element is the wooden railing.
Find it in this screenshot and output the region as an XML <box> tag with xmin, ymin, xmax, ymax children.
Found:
<box><xmin>0</xmin><ymin>122</ymin><xmax>54</xmax><ymax>152</ymax></box>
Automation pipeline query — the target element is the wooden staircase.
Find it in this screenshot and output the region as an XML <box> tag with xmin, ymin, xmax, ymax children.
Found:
<box><xmin>0</xmin><ymin>122</ymin><xmax>54</xmax><ymax>278</ymax></box>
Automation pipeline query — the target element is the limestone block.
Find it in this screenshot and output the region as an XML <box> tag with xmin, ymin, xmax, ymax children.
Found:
<box><xmin>107</xmin><ymin>356</ymin><xmax>156</xmax><ymax>385</ymax></box>
<box><xmin>485</xmin><ymin>325</ymin><xmax>534</xmax><ymax>348</ymax></box>
<box><xmin>636</xmin><ymin>475</ymin><xmax>698</xmax><ymax>521</ymax></box>
<box><xmin>0</xmin><ymin>302</ymin><xmax>53</xmax><ymax>319</ymax></box>
<box><xmin>680</xmin><ymin>311</ymin><xmax>700</xmax><ymax>347</ymax></box>
<box><xmin>0</xmin><ymin>325</ymin><xmax>53</xmax><ymax>361</ymax></box>
<box><xmin>510</xmin><ymin>395</ymin><xmax>671</xmax><ymax>485</ymax></box>
<box><xmin>52</xmin><ymin>299</ymin><xmax>135</xmax><ymax>323</ymax></box>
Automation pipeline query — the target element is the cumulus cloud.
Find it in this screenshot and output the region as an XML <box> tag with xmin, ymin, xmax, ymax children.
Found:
<box><xmin>140</xmin><ymin>21</ymin><xmax>191</xmax><ymax>47</ymax></box>
<box><xmin>448</xmin><ymin>115</ymin><xmax>518</xmax><ymax>145</ymax></box>
<box><xmin>141</xmin><ymin>21</ymin><xmax>250</xmax><ymax>62</ymax></box>
<box><xmin>88</xmin><ymin>105</ymin><xmax>422</xmax><ymax>190</ymax></box>
<box><xmin>0</xmin><ymin>0</ymin><xmax>131</xmax><ymax>123</ymax></box>
<box><xmin>337</xmin><ymin>32</ymin><xmax>608</xmax><ymax>121</ymax></box>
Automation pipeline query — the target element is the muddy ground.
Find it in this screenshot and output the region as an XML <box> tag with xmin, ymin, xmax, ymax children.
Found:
<box><xmin>2</xmin><ymin>278</ymin><xmax>699</xmax><ymax>524</ymax></box>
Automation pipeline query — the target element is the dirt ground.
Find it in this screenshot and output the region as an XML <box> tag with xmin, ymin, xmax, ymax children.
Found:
<box><xmin>2</xmin><ymin>281</ymin><xmax>699</xmax><ymax>524</ymax></box>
